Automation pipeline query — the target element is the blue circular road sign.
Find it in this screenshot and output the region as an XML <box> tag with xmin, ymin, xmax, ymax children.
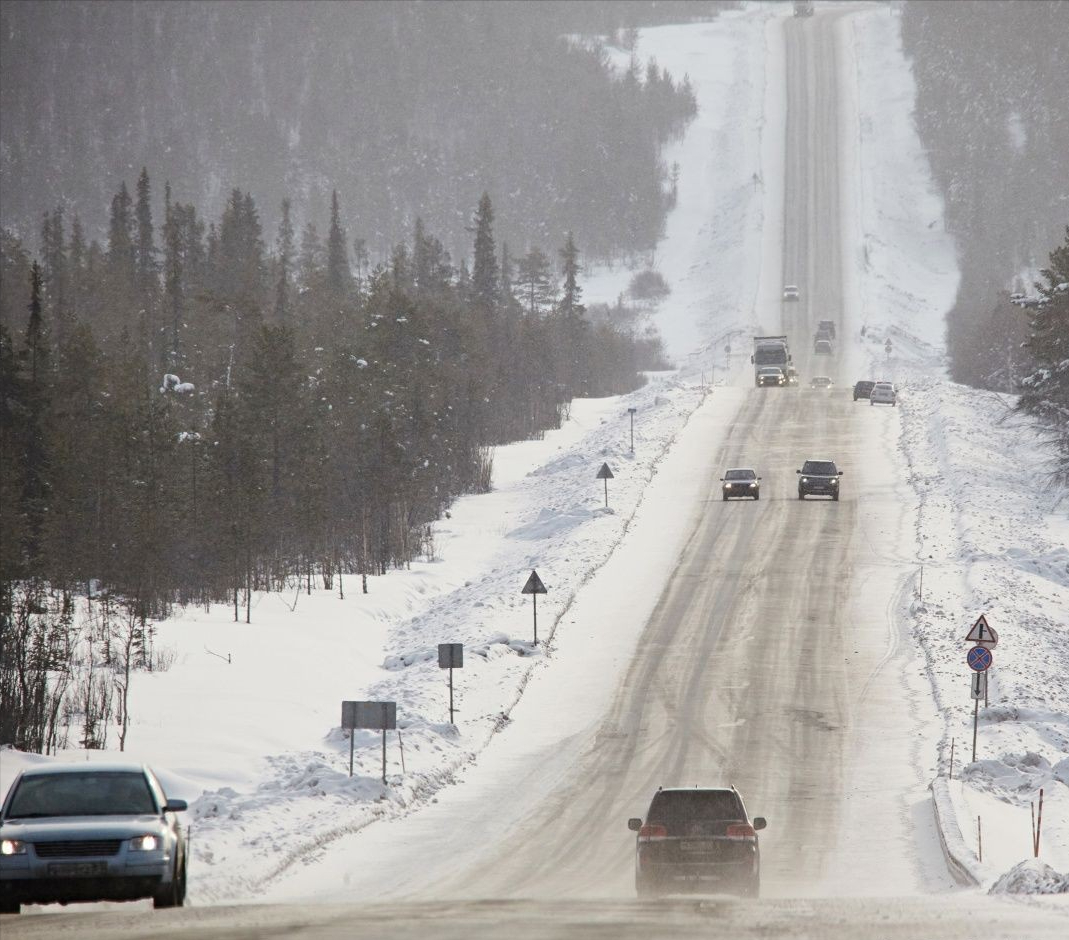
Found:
<box><xmin>967</xmin><ymin>645</ymin><xmax>993</xmax><ymax>672</ymax></box>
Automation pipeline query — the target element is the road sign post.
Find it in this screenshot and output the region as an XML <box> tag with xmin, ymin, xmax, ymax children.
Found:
<box><xmin>342</xmin><ymin>700</ymin><xmax>397</xmax><ymax>783</ymax></box>
<box><xmin>521</xmin><ymin>569</ymin><xmax>548</xmax><ymax>643</ymax></box>
<box><xmin>596</xmin><ymin>462</ymin><xmax>615</xmax><ymax>508</ymax></box>
<box><xmin>438</xmin><ymin>643</ymin><xmax>463</xmax><ymax>724</ymax></box>
<box><xmin>627</xmin><ymin>408</ymin><xmax>637</xmax><ymax>454</ymax></box>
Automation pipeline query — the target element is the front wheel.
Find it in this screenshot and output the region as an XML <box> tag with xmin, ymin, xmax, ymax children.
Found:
<box><xmin>0</xmin><ymin>897</ymin><xmax>20</xmax><ymax>915</ymax></box>
<box><xmin>153</xmin><ymin>857</ymin><xmax>186</xmax><ymax>909</ymax></box>
<box><xmin>833</xmin><ymin>492</ymin><xmax>840</xmax><ymax>502</ymax></box>
<box><xmin>754</xmin><ymin>493</ymin><xmax>760</xmax><ymax>501</ymax></box>
<box><xmin>798</xmin><ymin>492</ymin><xmax>805</xmax><ymax>500</ymax></box>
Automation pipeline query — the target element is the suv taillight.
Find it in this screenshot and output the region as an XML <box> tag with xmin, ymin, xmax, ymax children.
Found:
<box><xmin>725</xmin><ymin>823</ymin><xmax>757</xmax><ymax>841</ymax></box>
<box><xmin>638</xmin><ymin>824</ymin><xmax>668</xmax><ymax>841</ymax></box>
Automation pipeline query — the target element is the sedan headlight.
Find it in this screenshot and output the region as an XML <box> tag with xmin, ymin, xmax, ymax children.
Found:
<box><xmin>1</xmin><ymin>839</ymin><xmax>27</xmax><ymax>855</ymax></box>
<box><xmin>801</xmin><ymin>477</ymin><xmax>808</xmax><ymax>483</ymax></box>
<box><xmin>749</xmin><ymin>482</ymin><xmax>757</xmax><ymax>488</ymax></box>
<box><xmin>830</xmin><ymin>478</ymin><xmax>838</xmax><ymax>485</ymax></box>
<box><xmin>724</xmin><ymin>483</ymin><xmax>732</xmax><ymax>489</ymax></box>
<box><xmin>129</xmin><ymin>834</ymin><xmax>160</xmax><ymax>852</ymax></box>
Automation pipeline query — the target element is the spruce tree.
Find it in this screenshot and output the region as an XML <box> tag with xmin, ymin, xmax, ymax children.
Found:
<box><xmin>471</xmin><ymin>192</ymin><xmax>498</xmax><ymax>311</ymax></box>
<box><xmin>326</xmin><ymin>190</ymin><xmax>350</xmax><ymax>295</ymax></box>
<box><xmin>274</xmin><ymin>198</ymin><xmax>295</xmax><ymax>323</ymax></box>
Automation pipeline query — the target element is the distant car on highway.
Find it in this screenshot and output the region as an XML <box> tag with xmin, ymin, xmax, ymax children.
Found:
<box><xmin>853</xmin><ymin>380</ymin><xmax>875</xmax><ymax>401</ymax></box>
<box><xmin>0</xmin><ymin>763</ymin><xmax>188</xmax><ymax>915</ymax></box>
<box><xmin>720</xmin><ymin>467</ymin><xmax>761</xmax><ymax>501</ymax></box>
<box><xmin>797</xmin><ymin>459</ymin><xmax>843</xmax><ymax>500</ymax></box>
<box><xmin>756</xmin><ymin>366</ymin><xmax>786</xmax><ymax>387</ymax></box>
<box><xmin>782</xmin><ymin>284</ymin><xmax>800</xmax><ymax>302</ymax></box>
<box><xmin>813</xmin><ymin>338</ymin><xmax>833</xmax><ymax>355</ymax></box>
<box><xmin>809</xmin><ymin>376</ymin><xmax>833</xmax><ymax>389</ymax></box>
<box><xmin>628</xmin><ymin>787</ymin><xmax>766</xmax><ymax>897</ymax></box>
<box><xmin>817</xmin><ymin>319</ymin><xmax>836</xmax><ymax>339</ymax></box>
<box><xmin>786</xmin><ymin>367</ymin><xmax>800</xmax><ymax>386</ymax></box>
<box><xmin>870</xmin><ymin>382</ymin><xmax>897</xmax><ymax>406</ymax></box>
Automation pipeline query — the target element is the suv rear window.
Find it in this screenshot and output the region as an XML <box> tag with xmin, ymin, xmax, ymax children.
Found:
<box><xmin>646</xmin><ymin>790</ymin><xmax>744</xmax><ymax>829</ymax></box>
<box><xmin>802</xmin><ymin>461</ymin><xmax>837</xmax><ymax>475</ymax></box>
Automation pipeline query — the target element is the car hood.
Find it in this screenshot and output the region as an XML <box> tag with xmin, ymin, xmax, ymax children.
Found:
<box><xmin>1</xmin><ymin>815</ymin><xmax>168</xmax><ymax>840</ymax></box>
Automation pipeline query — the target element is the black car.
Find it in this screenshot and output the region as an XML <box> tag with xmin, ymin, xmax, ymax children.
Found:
<box><xmin>0</xmin><ymin>763</ymin><xmax>188</xmax><ymax>915</ymax></box>
<box><xmin>853</xmin><ymin>380</ymin><xmax>875</xmax><ymax>401</ymax></box>
<box><xmin>629</xmin><ymin>787</ymin><xmax>765</xmax><ymax>897</ymax></box>
<box><xmin>817</xmin><ymin>319</ymin><xmax>836</xmax><ymax>339</ymax></box>
<box><xmin>797</xmin><ymin>459</ymin><xmax>843</xmax><ymax>500</ymax></box>
<box><xmin>720</xmin><ymin>467</ymin><xmax>760</xmax><ymax>500</ymax></box>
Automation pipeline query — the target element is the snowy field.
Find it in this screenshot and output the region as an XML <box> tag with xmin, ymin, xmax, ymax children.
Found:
<box><xmin>3</xmin><ymin>1</ymin><xmax>1067</xmax><ymax>911</ymax></box>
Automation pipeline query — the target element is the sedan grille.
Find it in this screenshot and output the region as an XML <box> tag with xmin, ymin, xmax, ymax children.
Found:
<box><xmin>35</xmin><ymin>840</ymin><xmax>123</xmax><ymax>858</ymax></box>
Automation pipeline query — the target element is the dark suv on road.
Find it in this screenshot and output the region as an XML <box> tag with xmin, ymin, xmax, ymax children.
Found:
<box><xmin>628</xmin><ymin>787</ymin><xmax>766</xmax><ymax>898</ymax></box>
<box><xmin>797</xmin><ymin>459</ymin><xmax>843</xmax><ymax>500</ymax></box>
<box><xmin>853</xmin><ymin>380</ymin><xmax>875</xmax><ymax>401</ymax></box>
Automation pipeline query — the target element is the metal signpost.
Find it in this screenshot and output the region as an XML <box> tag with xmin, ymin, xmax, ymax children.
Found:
<box><xmin>341</xmin><ymin>700</ymin><xmax>397</xmax><ymax>783</ymax></box>
<box><xmin>438</xmin><ymin>643</ymin><xmax>464</xmax><ymax>724</ymax></box>
<box><xmin>627</xmin><ymin>408</ymin><xmax>637</xmax><ymax>453</ymax></box>
<box><xmin>597</xmin><ymin>462</ymin><xmax>615</xmax><ymax>508</ymax></box>
<box><xmin>521</xmin><ymin>569</ymin><xmax>548</xmax><ymax>643</ymax></box>
<box><xmin>966</xmin><ymin>643</ymin><xmax>993</xmax><ymax>763</ymax></box>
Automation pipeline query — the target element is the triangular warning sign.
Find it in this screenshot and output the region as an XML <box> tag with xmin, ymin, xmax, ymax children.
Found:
<box><xmin>596</xmin><ymin>463</ymin><xmax>615</xmax><ymax>480</ymax></box>
<box><xmin>964</xmin><ymin>614</ymin><xmax>998</xmax><ymax>648</ymax></box>
<box><xmin>521</xmin><ymin>569</ymin><xmax>547</xmax><ymax>594</ymax></box>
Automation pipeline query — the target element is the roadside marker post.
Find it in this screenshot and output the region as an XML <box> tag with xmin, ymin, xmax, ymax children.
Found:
<box><xmin>1032</xmin><ymin>789</ymin><xmax>1044</xmax><ymax>857</ymax></box>
<box><xmin>521</xmin><ymin>569</ymin><xmax>548</xmax><ymax>644</ymax></box>
<box><xmin>438</xmin><ymin>643</ymin><xmax>464</xmax><ymax>724</ymax></box>
<box><xmin>596</xmin><ymin>463</ymin><xmax>615</xmax><ymax>509</ymax></box>
<box><xmin>627</xmin><ymin>408</ymin><xmax>637</xmax><ymax>454</ymax></box>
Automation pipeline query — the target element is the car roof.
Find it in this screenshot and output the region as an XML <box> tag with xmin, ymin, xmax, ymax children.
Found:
<box><xmin>803</xmin><ymin>457</ymin><xmax>837</xmax><ymax>464</ymax></box>
<box><xmin>656</xmin><ymin>787</ymin><xmax>737</xmax><ymax>795</ymax></box>
<box><xmin>873</xmin><ymin>381</ymin><xmax>894</xmax><ymax>387</ymax></box>
<box><xmin>17</xmin><ymin>762</ymin><xmax>149</xmax><ymax>777</ymax></box>
<box><xmin>724</xmin><ymin>467</ymin><xmax>756</xmax><ymax>474</ymax></box>
<box><xmin>855</xmin><ymin>379</ymin><xmax>875</xmax><ymax>384</ymax></box>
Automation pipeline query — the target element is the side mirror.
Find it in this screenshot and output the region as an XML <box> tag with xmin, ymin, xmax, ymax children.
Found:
<box><xmin>750</xmin><ymin>355</ymin><xmax>755</xmax><ymax>364</ymax></box>
<box><xmin>719</xmin><ymin>478</ymin><xmax>724</xmax><ymax>482</ymax></box>
<box><xmin>753</xmin><ymin>816</ymin><xmax>767</xmax><ymax>831</ymax></box>
<box><xmin>164</xmin><ymin>799</ymin><xmax>188</xmax><ymax>813</ymax></box>
<box><xmin>628</xmin><ymin>818</ymin><xmax>642</xmax><ymax>832</ymax></box>
<box><xmin>838</xmin><ymin>470</ymin><xmax>844</xmax><ymax>475</ymax></box>
<box><xmin>796</xmin><ymin>469</ymin><xmax>801</xmax><ymax>474</ymax></box>
<box><xmin>757</xmin><ymin>477</ymin><xmax>762</xmax><ymax>481</ymax></box>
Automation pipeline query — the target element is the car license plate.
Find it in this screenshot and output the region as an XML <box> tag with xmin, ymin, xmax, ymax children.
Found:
<box><xmin>679</xmin><ymin>840</ymin><xmax>712</xmax><ymax>853</ymax></box>
<box><xmin>47</xmin><ymin>861</ymin><xmax>108</xmax><ymax>878</ymax></box>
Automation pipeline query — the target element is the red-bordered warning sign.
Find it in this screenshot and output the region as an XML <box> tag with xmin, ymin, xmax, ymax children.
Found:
<box><xmin>964</xmin><ymin>614</ymin><xmax>998</xmax><ymax>648</ymax></box>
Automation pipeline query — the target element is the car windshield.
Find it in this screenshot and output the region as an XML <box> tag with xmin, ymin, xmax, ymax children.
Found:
<box><xmin>725</xmin><ymin>469</ymin><xmax>755</xmax><ymax>480</ymax></box>
<box><xmin>802</xmin><ymin>461</ymin><xmax>837</xmax><ymax>475</ymax></box>
<box><xmin>6</xmin><ymin>771</ymin><xmax>157</xmax><ymax>818</ymax></box>
<box><xmin>647</xmin><ymin>791</ymin><xmax>743</xmax><ymax>828</ymax></box>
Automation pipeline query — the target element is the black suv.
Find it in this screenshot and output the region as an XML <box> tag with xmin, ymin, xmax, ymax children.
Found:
<box><xmin>797</xmin><ymin>459</ymin><xmax>843</xmax><ymax>500</ymax></box>
<box><xmin>853</xmin><ymin>380</ymin><xmax>875</xmax><ymax>401</ymax></box>
<box><xmin>628</xmin><ymin>787</ymin><xmax>766</xmax><ymax>897</ymax></box>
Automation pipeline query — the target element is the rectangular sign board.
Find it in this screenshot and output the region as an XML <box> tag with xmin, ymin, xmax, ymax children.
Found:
<box><xmin>438</xmin><ymin>643</ymin><xmax>463</xmax><ymax>669</ymax></box>
<box><xmin>342</xmin><ymin>700</ymin><xmax>397</xmax><ymax>730</ymax></box>
<box><xmin>970</xmin><ymin>671</ymin><xmax>987</xmax><ymax>701</ymax></box>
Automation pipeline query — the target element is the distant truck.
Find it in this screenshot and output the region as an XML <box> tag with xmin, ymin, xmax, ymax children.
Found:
<box><xmin>752</xmin><ymin>335</ymin><xmax>792</xmax><ymax>387</ymax></box>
